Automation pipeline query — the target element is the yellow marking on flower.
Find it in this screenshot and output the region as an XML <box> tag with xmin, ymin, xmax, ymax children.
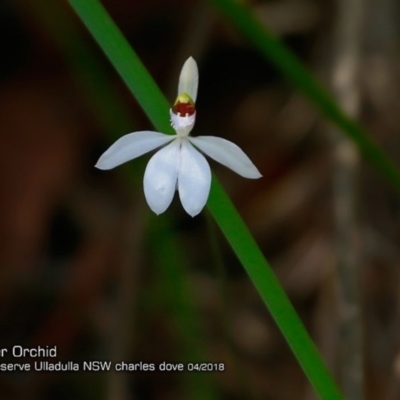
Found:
<box><xmin>173</xmin><ymin>92</ymin><xmax>196</xmax><ymax>116</ymax></box>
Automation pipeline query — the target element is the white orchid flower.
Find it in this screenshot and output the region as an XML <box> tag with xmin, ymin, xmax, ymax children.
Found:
<box><xmin>95</xmin><ymin>57</ymin><xmax>262</xmax><ymax>217</ymax></box>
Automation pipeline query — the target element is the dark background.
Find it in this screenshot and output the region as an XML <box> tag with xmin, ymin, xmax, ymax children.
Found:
<box><xmin>0</xmin><ymin>0</ymin><xmax>400</xmax><ymax>399</ymax></box>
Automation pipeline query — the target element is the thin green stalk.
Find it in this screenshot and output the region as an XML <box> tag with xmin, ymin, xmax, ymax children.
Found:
<box><xmin>68</xmin><ymin>1</ymin><xmax>343</xmax><ymax>399</ymax></box>
<box><xmin>209</xmin><ymin>0</ymin><xmax>400</xmax><ymax>193</ymax></box>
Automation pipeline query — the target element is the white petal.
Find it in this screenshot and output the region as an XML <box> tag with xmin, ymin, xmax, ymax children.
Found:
<box><xmin>178</xmin><ymin>57</ymin><xmax>198</xmax><ymax>102</ymax></box>
<box><xmin>95</xmin><ymin>131</ymin><xmax>174</xmax><ymax>170</ymax></box>
<box><xmin>143</xmin><ymin>139</ymin><xmax>180</xmax><ymax>215</ymax></box>
<box><xmin>178</xmin><ymin>140</ymin><xmax>211</xmax><ymax>217</ymax></box>
<box><xmin>189</xmin><ymin>136</ymin><xmax>262</xmax><ymax>179</ymax></box>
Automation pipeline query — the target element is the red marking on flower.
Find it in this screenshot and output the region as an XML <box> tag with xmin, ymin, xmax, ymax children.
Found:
<box><xmin>173</xmin><ymin>101</ymin><xmax>196</xmax><ymax>116</ymax></box>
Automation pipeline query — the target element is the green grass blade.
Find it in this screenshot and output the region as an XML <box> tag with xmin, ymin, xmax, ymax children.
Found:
<box><xmin>68</xmin><ymin>1</ymin><xmax>343</xmax><ymax>398</ymax></box>
<box><xmin>210</xmin><ymin>0</ymin><xmax>400</xmax><ymax>193</ymax></box>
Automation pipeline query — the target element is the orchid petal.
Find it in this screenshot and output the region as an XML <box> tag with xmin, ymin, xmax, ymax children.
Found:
<box><xmin>143</xmin><ymin>139</ymin><xmax>181</xmax><ymax>215</ymax></box>
<box><xmin>95</xmin><ymin>131</ymin><xmax>174</xmax><ymax>170</ymax></box>
<box><xmin>189</xmin><ymin>136</ymin><xmax>262</xmax><ymax>179</ymax></box>
<box><xmin>178</xmin><ymin>140</ymin><xmax>211</xmax><ymax>217</ymax></box>
<box><xmin>178</xmin><ymin>57</ymin><xmax>198</xmax><ymax>102</ymax></box>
